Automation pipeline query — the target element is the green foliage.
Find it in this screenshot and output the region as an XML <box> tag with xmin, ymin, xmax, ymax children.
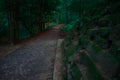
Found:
<box><xmin>61</xmin><ymin>20</ymin><xmax>78</xmax><ymax>34</ymax></box>
<box><xmin>0</xmin><ymin>0</ymin><xmax>8</xmax><ymax>37</ymax></box>
<box><xmin>81</xmin><ymin>52</ymin><xmax>104</xmax><ymax>80</ymax></box>
<box><xmin>71</xmin><ymin>63</ymin><xmax>82</xmax><ymax>80</ymax></box>
<box><xmin>78</xmin><ymin>35</ymin><xmax>90</xmax><ymax>48</ymax></box>
<box><xmin>62</xmin><ymin>0</ymin><xmax>120</xmax><ymax>80</ymax></box>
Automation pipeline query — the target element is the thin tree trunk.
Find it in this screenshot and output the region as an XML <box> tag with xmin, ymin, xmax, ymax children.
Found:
<box><xmin>64</xmin><ymin>0</ymin><xmax>70</xmax><ymax>23</ymax></box>
<box><xmin>6</xmin><ymin>0</ymin><xmax>19</xmax><ymax>44</ymax></box>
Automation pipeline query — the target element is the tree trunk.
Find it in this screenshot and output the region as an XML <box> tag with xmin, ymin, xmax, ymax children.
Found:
<box><xmin>64</xmin><ymin>0</ymin><xmax>70</xmax><ymax>23</ymax></box>
<box><xmin>6</xmin><ymin>0</ymin><xmax>19</xmax><ymax>44</ymax></box>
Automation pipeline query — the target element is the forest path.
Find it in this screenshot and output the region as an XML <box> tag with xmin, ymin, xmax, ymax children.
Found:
<box><xmin>0</xmin><ymin>24</ymin><xmax>64</xmax><ymax>80</ymax></box>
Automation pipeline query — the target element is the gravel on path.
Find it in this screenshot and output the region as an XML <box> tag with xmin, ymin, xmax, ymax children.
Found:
<box><xmin>0</xmin><ymin>25</ymin><xmax>63</xmax><ymax>80</ymax></box>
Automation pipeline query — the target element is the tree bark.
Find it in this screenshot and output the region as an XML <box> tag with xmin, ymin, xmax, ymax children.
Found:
<box><xmin>6</xmin><ymin>0</ymin><xmax>19</xmax><ymax>44</ymax></box>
